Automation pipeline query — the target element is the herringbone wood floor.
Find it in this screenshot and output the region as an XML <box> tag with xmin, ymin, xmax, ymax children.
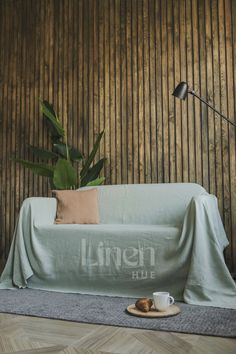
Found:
<box><xmin>0</xmin><ymin>313</ymin><xmax>235</xmax><ymax>354</ymax></box>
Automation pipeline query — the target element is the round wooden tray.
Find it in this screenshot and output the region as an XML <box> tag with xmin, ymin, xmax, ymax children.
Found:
<box><xmin>126</xmin><ymin>304</ymin><xmax>181</xmax><ymax>318</ymax></box>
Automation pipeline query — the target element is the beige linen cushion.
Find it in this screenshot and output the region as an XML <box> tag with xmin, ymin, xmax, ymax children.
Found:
<box><xmin>53</xmin><ymin>189</ymin><xmax>100</xmax><ymax>224</ymax></box>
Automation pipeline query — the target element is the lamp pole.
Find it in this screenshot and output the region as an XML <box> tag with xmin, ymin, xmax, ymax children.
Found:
<box><xmin>172</xmin><ymin>81</ymin><xmax>236</xmax><ymax>128</ymax></box>
<box><xmin>188</xmin><ymin>90</ymin><xmax>236</xmax><ymax>128</ymax></box>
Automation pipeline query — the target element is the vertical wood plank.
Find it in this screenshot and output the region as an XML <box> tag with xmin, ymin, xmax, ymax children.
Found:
<box><xmin>71</xmin><ymin>0</ymin><xmax>78</xmax><ymax>158</ymax></box>
<box><xmin>198</xmin><ymin>0</ymin><xmax>209</xmax><ymax>190</ymax></box>
<box><xmin>115</xmin><ymin>0</ymin><xmax>121</xmax><ymax>184</ymax></box>
<box><xmin>104</xmin><ymin>0</ymin><xmax>111</xmax><ymax>184</ymax></box>
<box><xmin>93</xmin><ymin>0</ymin><xmax>99</xmax><ymax>156</ymax></box>
<box><xmin>88</xmin><ymin>0</ymin><xmax>94</xmax><ymax>158</ymax></box>
<box><xmin>120</xmin><ymin>0</ymin><xmax>127</xmax><ymax>183</ymax></box>
<box><xmin>2</xmin><ymin>1</ymin><xmax>9</xmax><ymax>255</ymax></box>
<box><xmin>231</xmin><ymin>0</ymin><xmax>236</xmax><ymax>273</ymax></box>
<box><xmin>9</xmin><ymin>0</ymin><xmax>17</xmax><ymax>245</ymax></box>
<box><xmin>143</xmin><ymin>0</ymin><xmax>151</xmax><ymax>183</ymax></box>
<box><xmin>212</xmin><ymin>0</ymin><xmax>224</xmax><ymax>220</ymax></box>
<box><xmin>179</xmin><ymin>0</ymin><xmax>189</xmax><ymax>182</ymax></box>
<box><xmin>137</xmin><ymin>0</ymin><xmax>145</xmax><ymax>183</ymax></box>
<box><xmin>218</xmin><ymin>0</ymin><xmax>231</xmax><ymax>268</ymax></box>
<box><xmin>173</xmin><ymin>0</ymin><xmax>183</xmax><ymax>183</ymax></box>
<box><xmin>83</xmin><ymin>0</ymin><xmax>89</xmax><ymax>158</ymax></box>
<box><xmin>78</xmin><ymin>0</ymin><xmax>83</xmax><ymax>156</ymax></box>
<box><xmin>67</xmin><ymin>0</ymin><xmax>74</xmax><ymax>152</ymax></box>
<box><xmin>155</xmin><ymin>0</ymin><xmax>163</xmax><ymax>183</ymax></box>
<box><xmin>126</xmin><ymin>0</ymin><xmax>133</xmax><ymax>184</ymax></box>
<box><xmin>161</xmin><ymin>0</ymin><xmax>169</xmax><ymax>182</ymax></box>
<box><xmin>205</xmin><ymin>0</ymin><xmax>216</xmax><ymax>196</ymax></box>
<box><xmin>109</xmin><ymin>0</ymin><xmax>115</xmax><ymax>184</ymax></box>
<box><xmin>131</xmin><ymin>0</ymin><xmax>139</xmax><ymax>184</ymax></box>
<box><xmin>98</xmin><ymin>0</ymin><xmax>105</xmax><ymax>171</ymax></box>
<box><xmin>149</xmin><ymin>0</ymin><xmax>157</xmax><ymax>183</ymax></box>
<box><xmin>167</xmin><ymin>0</ymin><xmax>175</xmax><ymax>182</ymax></box>
<box><xmin>186</xmin><ymin>0</ymin><xmax>196</xmax><ymax>183</ymax></box>
<box><xmin>192</xmin><ymin>0</ymin><xmax>201</xmax><ymax>184</ymax></box>
<box><xmin>0</xmin><ymin>0</ymin><xmax>3</xmax><ymax>259</ymax></box>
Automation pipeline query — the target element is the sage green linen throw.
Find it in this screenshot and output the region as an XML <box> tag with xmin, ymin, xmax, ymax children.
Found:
<box><xmin>0</xmin><ymin>184</ymin><xmax>235</xmax><ymax>309</ymax></box>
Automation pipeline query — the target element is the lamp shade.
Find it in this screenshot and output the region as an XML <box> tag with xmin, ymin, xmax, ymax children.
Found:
<box><xmin>172</xmin><ymin>81</ymin><xmax>189</xmax><ymax>100</ymax></box>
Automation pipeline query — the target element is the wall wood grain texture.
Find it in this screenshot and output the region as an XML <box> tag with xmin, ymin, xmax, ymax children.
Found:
<box><xmin>0</xmin><ymin>0</ymin><xmax>235</xmax><ymax>273</ymax></box>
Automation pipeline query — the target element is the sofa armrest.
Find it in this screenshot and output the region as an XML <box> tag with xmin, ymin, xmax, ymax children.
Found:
<box><xmin>22</xmin><ymin>197</ymin><xmax>57</xmax><ymax>226</ymax></box>
<box><xmin>0</xmin><ymin>197</ymin><xmax>57</xmax><ymax>288</ymax></box>
<box><xmin>194</xmin><ymin>193</ymin><xmax>229</xmax><ymax>250</ymax></box>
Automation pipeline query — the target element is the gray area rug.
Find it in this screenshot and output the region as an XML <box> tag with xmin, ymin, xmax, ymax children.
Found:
<box><xmin>0</xmin><ymin>289</ymin><xmax>235</xmax><ymax>338</ymax></box>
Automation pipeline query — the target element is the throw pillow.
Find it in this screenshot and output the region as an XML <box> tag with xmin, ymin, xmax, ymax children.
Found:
<box><xmin>52</xmin><ymin>189</ymin><xmax>100</xmax><ymax>224</ymax></box>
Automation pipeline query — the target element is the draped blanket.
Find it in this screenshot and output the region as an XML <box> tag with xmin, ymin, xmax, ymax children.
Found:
<box><xmin>1</xmin><ymin>192</ymin><xmax>235</xmax><ymax>309</ymax></box>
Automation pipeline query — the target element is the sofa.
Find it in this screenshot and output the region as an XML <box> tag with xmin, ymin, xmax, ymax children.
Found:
<box><xmin>1</xmin><ymin>183</ymin><xmax>236</xmax><ymax>309</ymax></box>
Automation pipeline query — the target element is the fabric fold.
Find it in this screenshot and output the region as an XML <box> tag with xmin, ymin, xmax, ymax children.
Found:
<box><xmin>180</xmin><ymin>193</ymin><xmax>236</xmax><ymax>308</ymax></box>
<box><xmin>0</xmin><ymin>201</ymin><xmax>34</xmax><ymax>288</ymax></box>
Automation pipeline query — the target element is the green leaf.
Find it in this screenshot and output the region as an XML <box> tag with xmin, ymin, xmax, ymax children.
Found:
<box><xmin>14</xmin><ymin>158</ymin><xmax>54</xmax><ymax>177</ymax></box>
<box><xmin>53</xmin><ymin>143</ymin><xmax>83</xmax><ymax>161</ymax></box>
<box><xmin>80</xmin><ymin>158</ymin><xmax>106</xmax><ymax>187</ymax></box>
<box><xmin>40</xmin><ymin>100</ymin><xmax>65</xmax><ymax>138</ymax></box>
<box><xmin>86</xmin><ymin>177</ymin><xmax>105</xmax><ymax>187</ymax></box>
<box><xmin>69</xmin><ymin>146</ymin><xmax>83</xmax><ymax>161</ymax></box>
<box><xmin>45</xmin><ymin>119</ymin><xmax>63</xmax><ymax>143</ymax></box>
<box><xmin>80</xmin><ymin>130</ymin><xmax>104</xmax><ymax>179</ymax></box>
<box><xmin>53</xmin><ymin>158</ymin><xmax>77</xmax><ymax>189</ymax></box>
<box><xmin>29</xmin><ymin>146</ymin><xmax>58</xmax><ymax>160</ymax></box>
<box><xmin>53</xmin><ymin>143</ymin><xmax>68</xmax><ymax>158</ymax></box>
<box><xmin>40</xmin><ymin>99</ymin><xmax>57</xmax><ymax>118</ymax></box>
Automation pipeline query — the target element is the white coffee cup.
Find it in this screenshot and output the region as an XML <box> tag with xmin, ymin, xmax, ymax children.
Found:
<box><xmin>153</xmin><ymin>292</ymin><xmax>175</xmax><ymax>311</ymax></box>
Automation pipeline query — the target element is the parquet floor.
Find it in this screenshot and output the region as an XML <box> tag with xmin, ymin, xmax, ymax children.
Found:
<box><xmin>0</xmin><ymin>313</ymin><xmax>235</xmax><ymax>354</ymax></box>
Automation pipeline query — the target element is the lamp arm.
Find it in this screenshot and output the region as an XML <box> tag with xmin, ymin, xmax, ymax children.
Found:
<box><xmin>189</xmin><ymin>90</ymin><xmax>236</xmax><ymax>128</ymax></box>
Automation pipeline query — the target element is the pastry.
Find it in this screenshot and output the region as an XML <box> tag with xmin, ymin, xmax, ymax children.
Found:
<box><xmin>135</xmin><ymin>298</ymin><xmax>153</xmax><ymax>312</ymax></box>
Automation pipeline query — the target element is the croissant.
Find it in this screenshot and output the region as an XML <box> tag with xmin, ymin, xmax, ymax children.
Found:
<box><xmin>135</xmin><ymin>298</ymin><xmax>153</xmax><ymax>312</ymax></box>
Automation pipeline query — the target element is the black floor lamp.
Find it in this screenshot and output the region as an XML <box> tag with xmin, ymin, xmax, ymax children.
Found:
<box><xmin>172</xmin><ymin>81</ymin><xmax>236</xmax><ymax>128</ymax></box>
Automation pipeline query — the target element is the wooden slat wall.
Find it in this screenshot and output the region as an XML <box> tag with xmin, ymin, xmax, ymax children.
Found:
<box><xmin>0</xmin><ymin>0</ymin><xmax>235</xmax><ymax>273</ymax></box>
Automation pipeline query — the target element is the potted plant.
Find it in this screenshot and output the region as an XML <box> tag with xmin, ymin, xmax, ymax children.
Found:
<box><xmin>14</xmin><ymin>100</ymin><xmax>106</xmax><ymax>190</ymax></box>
